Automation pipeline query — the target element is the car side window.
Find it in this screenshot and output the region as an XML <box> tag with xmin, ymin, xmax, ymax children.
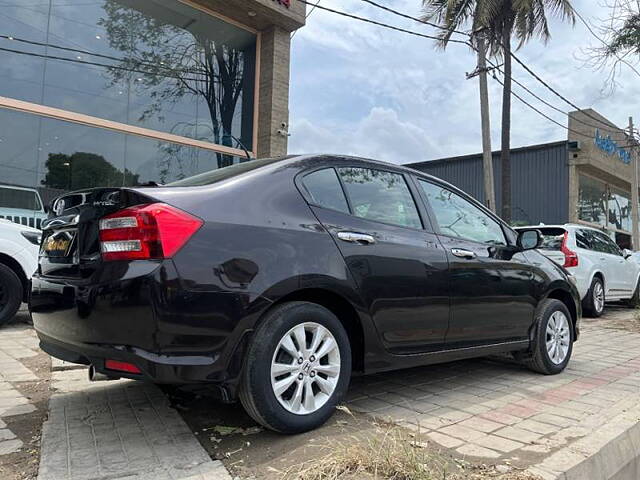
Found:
<box><xmin>589</xmin><ymin>231</ymin><xmax>615</xmax><ymax>255</ymax></box>
<box><xmin>336</xmin><ymin>167</ymin><xmax>422</xmax><ymax>229</ymax></box>
<box><xmin>575</xmin><ymin>229</ymin><xmax>591</xmax><ymax>249</ymax></box>
<box><xmin>418</xmin><ymin>179</ymin><xmax>506</xmax><ymax>245</ymax></box>
<box><xmin>602</xmin><ymin>234</ymin><xmax>623</xmax><ymax>256</ymax></box>
<box><xmin>302</xmin><ymin>168</ymin><xmax>349</xmax><ymax>213</ymax></box>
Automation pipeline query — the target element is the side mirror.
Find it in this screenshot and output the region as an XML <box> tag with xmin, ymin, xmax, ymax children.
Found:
<box><xmin>517</xmin><ymin>229</ymin><xmax>542</xmax><ymax>251</ymax></box>
<box><xmin>43</xmin><ymin>205</ymin><xmax>49</xmax><ymax>214</ymax></box>
<box><xmin>623</xmin><ymin>249</ymin><xmax>633</xmax><ymax>259</ymax></box>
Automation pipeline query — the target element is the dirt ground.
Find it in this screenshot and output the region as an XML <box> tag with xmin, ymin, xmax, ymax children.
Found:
<box><xmin>172</xmin><ymin>387</ymin><xmax>539</xmax><ymax>480</ymax></box>
<box><xmin>0</xmin><ymin>311</ymin><xmax>51</xmax><ymax>480</ymax></box>
<box><xmin>587</xmin><ymin>304</ymin><xmax>640</xmax><ymax>333</ymax></box>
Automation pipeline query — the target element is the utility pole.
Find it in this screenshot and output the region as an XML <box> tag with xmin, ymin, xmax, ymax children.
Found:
<box><xmin>471</xmin><ymin>33</ymin><xmax>496</xmax><ymax>212</ymax></box>
<box><xmin>630</xmin><ymin>116</ymin><xmax>639</xmax><ymax>250</ymax></box>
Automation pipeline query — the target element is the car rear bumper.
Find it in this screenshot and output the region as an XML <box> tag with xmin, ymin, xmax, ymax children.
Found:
<box><xmin>30</xmin><ymin>259</ymin><xmax>271</xmax><ymax>398</ymax></box>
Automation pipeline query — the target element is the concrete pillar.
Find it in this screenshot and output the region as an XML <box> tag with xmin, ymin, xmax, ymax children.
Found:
<box><xmin>257</xmin><ymin>26</ymin><xmax>291</xmax><ymax>157</ymax></box>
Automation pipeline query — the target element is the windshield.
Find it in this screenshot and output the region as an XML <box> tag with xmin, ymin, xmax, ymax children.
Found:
<box><xmin>0</xmin><ymin>187</ymin><xmax>41</xmax><ymax>210</ymax></box>
<box><xmin>166</xmin><ymin>156</ymin><xmax>293</xmax><ymax>187</ymax></box>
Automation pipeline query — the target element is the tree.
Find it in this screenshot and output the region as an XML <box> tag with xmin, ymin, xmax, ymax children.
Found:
<box><xmin>582</xmin><ymin>0</ymin><xmax>640</xmax><ymax>92</ymax></box>
<box><xmin>99</xmin><ymin>3</ymin><xmax>253</xmax><ymax>171</ymax></box>
<box><xmin>43</xmin><ymin>152</ymin><xmax>139</xmax><ymax>191</ymax></box>
<box><xmin>421</xmin><ymin>0</ymin><xmax>575</xmax><ymax>223</ymax></box>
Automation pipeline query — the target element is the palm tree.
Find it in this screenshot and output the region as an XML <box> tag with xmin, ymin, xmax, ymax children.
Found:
<box><xmin>422</xmin><ymin>0</ymin><xmax>575</xmax><ymax>223</ymax></box>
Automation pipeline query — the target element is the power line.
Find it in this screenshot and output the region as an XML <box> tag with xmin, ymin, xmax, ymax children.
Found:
<box><xmin>484</xmin><ymin>58</ymin><xmax>638</xmax><ymax>141</ymax></box>
<box><xmin>291</xmin><ymin>0</ymin><xmax>322</xmax><ymax>40</ymax></box>
<box><xmin>0</xmin><ymin>34</ymin><xmax>205</xmax><ymax>77</ymax></box>
<box><xmin>0</xmin><ymin>45</ymin><xmax>205</xmax><ymax>83</ymax></box>
<box><xmin>356</xmin><ymin>0</ymin><xmax>630</xmax><ymax>141</ymax></box>
<box><xmin>358</xmin><ymin>0</ymin><xmax>468</xmax><ymax>36</ymax></box>
<box><xmin>295</xmin><ymin>0</ymin><xmax>469</xmax><ymax>45</ymax></box>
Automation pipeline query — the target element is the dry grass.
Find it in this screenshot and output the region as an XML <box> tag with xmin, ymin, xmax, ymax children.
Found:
<box><xmin>287</xmin><ymin>423</ymin><xmax>453</xmax><ymax>480</ymax></box>
<box><xmin>284</xmin><ymin>420</ymin><xmax>542</xmax><ymax>480</ymax></box>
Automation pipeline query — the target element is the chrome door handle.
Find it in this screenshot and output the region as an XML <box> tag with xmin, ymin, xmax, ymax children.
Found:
<box><xmin>451</xmin><ymin>248</ymin><xmax>477</xmax><ymax>259</ymax></box>
<box><xmin>337</xmin><ymin>231</ymin><xmax>376</xmax><ymax>245</ymax></box>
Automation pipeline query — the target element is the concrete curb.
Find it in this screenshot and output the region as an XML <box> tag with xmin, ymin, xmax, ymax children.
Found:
<box><xmin>528</xmin><ymin>398</ymin><xmax>640</xmax><ymax>480</ymax></box>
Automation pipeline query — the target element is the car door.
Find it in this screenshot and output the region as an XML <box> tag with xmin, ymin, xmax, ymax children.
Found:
<box><xmin>416</xmin><ymin>179</ymin><xmax>535</xmax><ymax>347</ymax></box>
<box><xmin>599</xmin><ymin>232</ymin><xmax>634</xmax><ymax>296</ymax></box>
<box><xmin>300</xmin><ymin>166</ymin><xmax>450</xmax><ymax>354</ymax></box>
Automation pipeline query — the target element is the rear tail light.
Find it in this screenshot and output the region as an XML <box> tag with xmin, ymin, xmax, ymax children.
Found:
<box><xmin>99</xmin><ymin>203</ymin><xmax>203</xmax><ymax>261</ymax></box>
<box><xmin>105</xmin><ymin>359</ymin><xmax>141</xmax><ymax>374</ymax></box>
<box><xmin>561</xmin><ymin>232</ymin><xmax>579</xmax><ymax>268</ymax></box>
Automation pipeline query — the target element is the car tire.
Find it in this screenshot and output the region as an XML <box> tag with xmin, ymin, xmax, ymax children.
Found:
<box><xmin>583</xmin><ymin>277</ymin><xmax>605</xmax><ymax>317</ymax></box>
<box><xmin>523</xmin><ymin>299</ymin><xmax>574</xmax><ymax>375</ymax></box>
<box><xmin>239</xmin><ymin>301</ymin><xmax>352</xmax><ymax>434</ymax></box>
<box><xmin>0</xmin><ymin>264</ymin><xmax>22</xmax><ymax>328</ymax></box>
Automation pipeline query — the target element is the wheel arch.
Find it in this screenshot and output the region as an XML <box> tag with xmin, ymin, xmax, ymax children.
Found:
<box><xmin>262</xmin><ymin>288</ymin><xmax>366</xmax><ymax>374</ymax></box>
<box><xmin>545</xmin><ymin>288</ymin><xmax>578</xmax><ymax>339</ymax></box>
<box><xmin>0</xmin><ymin>252</ymin><xmax>29</xmax><ymax>302</ymax></box>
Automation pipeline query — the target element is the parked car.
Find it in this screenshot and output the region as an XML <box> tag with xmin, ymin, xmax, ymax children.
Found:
<box><xmin>0</xmin><ymin>184</ymin><xmax>48</xmax><ymax>229</ymax></box>
<box><xmin>30</xmin><ymin>155</ymin><xmax>581</xmax><ymax>433</ymax></box>
<box><xmin>515</xmin><ymin>224</ymin><xmax>640</xmax><ymax>317</ymax></box>
<box><xmin>0</xmin><ymin>218</ymin><xmax>40</xmax><ymax>326</ymax></box>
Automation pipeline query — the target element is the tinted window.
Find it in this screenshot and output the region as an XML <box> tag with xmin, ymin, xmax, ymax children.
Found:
<box><xmin>337</xmin><ymin>168</ymin><xmax>422</xmax><ymax>229</ymax></box>
<box><xmin>575</xmin><ymin>229</ymin><xmax>592</xmax><ymax>249</ymax></box>
<box><xmin>535</xmin><ymin>228</ymin><xmax>566</xmax><ymax>250</ymax></box>
<box><xmin>588</xmin><ymin>230</ymin><xmax>614</xmax><ymax>255</ymax></box>
<box><xmin>303</xmin><ymin>169</ymin><xmax>349</xmax><ymax>213</ymax></box>
<box><xmin>419</xmin><ymin>180</ymin><xmax>505</xmax><ymax>245</ymax></box>
<box><xmin>0</xmin><ymin>187</ymin><xmax>41</xmax><ymax>210</ymax></box>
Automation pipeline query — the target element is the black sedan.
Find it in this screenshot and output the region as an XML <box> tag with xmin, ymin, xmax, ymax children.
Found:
<box><xmin>30</xmin><ymin>155</ymin><xmax>580</xmax><ymax>433</ymax></box>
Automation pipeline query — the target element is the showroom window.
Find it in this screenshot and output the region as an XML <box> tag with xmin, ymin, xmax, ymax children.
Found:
<box><xmin>578</xmin><ymin>174</ymin><xmax>633</xmax><ymax>235</ymax></box>
<box><xmin>0</xmin><ymin>0</ymin><xmax>257</xmax><ymax>194</ymax></box>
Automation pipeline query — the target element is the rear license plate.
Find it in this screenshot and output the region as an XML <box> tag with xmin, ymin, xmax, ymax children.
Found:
<box><xmin>41</xmin><ymin>231</ymin><xmax>76</xmax><ymax>258</ymax></box>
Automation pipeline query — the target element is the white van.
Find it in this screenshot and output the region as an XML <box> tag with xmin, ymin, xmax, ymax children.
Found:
<box><xmin>0</xmin><ymin>185</ymin><xmax>48</xmax><ymax>230</ymax></box>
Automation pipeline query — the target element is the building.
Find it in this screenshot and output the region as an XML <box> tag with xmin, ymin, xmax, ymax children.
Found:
<box><xmin>0</xmin><ymin>0</ymin><xmax>304</xmax><ymax>197</ymax></box>
<box><xmin>408</xmin><ymin>109</ymin><xmax>638</xmax><ymax>249</ymax></box>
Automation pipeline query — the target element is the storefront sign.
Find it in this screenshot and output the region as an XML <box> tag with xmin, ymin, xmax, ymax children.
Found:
<box><xmin>595</xmin><ymin>129</ymin><xmax>631</xmax><ymax>165</ymax></box>
<box><xmin>273</xmin><ymin>0</ymin><xmax>291</xmax><ymax>7</ymax></box>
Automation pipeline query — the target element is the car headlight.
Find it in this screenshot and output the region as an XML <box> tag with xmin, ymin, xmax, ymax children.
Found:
<box><xmin>21</xmin><ymin>231</ymin><xmax>42</xmax><ymax>246</ymax></box>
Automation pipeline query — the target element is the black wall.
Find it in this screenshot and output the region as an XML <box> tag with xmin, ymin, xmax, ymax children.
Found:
<box><xmin>407</xmin><ymin>141</ymin><xmax>570</xmax><ymax>226</ymax></box>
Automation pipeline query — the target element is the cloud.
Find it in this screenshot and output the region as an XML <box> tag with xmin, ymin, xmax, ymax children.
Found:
<box><xmin>289</xmin><ymin>0</ymin><xmax>640</xmax><ymax>164</ymax></box>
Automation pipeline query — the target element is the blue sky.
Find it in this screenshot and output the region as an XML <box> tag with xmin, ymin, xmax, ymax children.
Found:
<box><xmin>287</xmin><ymin>0</ymin><xmax>640</xmax><ymax>164</ymax></box>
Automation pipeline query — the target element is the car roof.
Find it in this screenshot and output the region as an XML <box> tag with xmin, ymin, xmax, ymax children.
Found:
<box><xmin>515</xmin><ymin>224</ymin><xmax>606</xmax><ymax>233</ymax></box>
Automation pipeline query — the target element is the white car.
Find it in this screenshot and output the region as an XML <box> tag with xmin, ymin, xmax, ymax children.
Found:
<box><xmin>0</xmin><ymin>218</ymin><xmax>40</xmax><ymax>326</ymax></box>
<box><xmin>517</xmin><ymin>224</ymin><xmax>640</xmax><ymax>317</ymax></box>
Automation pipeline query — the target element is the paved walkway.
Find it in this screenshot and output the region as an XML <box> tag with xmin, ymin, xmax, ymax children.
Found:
<box><xmin>38</xmin><ymin>368</ymin><xmax>231</xmax><ymax>480</ymax></box>
<box><xmin>347</xmin><ymin>315</ymin><xmax>640</xmax><ymax>478</ymax></box>
<box><xmin>0</xmin><ymin>324</ymin><xmax>38</xmax><ymax>456</ymax></box>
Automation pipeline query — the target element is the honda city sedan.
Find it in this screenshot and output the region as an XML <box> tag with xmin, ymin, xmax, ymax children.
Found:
<box><xmin>30</xmin><ymin>155</ymin><xmax>580</xmax><ymax>433</ymax></box>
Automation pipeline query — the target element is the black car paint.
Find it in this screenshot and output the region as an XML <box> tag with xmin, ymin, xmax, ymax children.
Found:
<box><xmin>30</xmin><ymin>155</ymin><xmax>581</xmax><ymax>402</ymax></box>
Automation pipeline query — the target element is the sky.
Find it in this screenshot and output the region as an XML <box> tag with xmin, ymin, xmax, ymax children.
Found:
<box><xmin>287</xmin><ymin>0</ymin><xmax>640</xmax><ymax>165</ymax></box>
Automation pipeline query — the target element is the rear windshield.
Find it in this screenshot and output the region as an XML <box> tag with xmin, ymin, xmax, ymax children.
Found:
<box><xmin>535</xmin><ymin>228</ymin><xmax>566</xmax><ymax>250</ymax></box>
<box><xmin>0</xmin><ymin>187</ymin><xmax>41</xmax><ymax>210</ymax></box>
<box><xmin>166</xmin><ymin>156</ymin><xmax>292</xmax><ymax>187</ymax></box>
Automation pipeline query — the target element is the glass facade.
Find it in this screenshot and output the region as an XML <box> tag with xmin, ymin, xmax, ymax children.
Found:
<box><xmin>0</xmin><ymin>0</ymin><xmax>257</xmax><ymax>201</ymax></box>
<box><xmin>578</xmin><ymin>174</ymin><xmax>634</xmax><ymax>237</ymax></box>
<box><xmin>578</xmin><ymin>175</ymin><xmax>608</xmax><ymax>229</ymax></box>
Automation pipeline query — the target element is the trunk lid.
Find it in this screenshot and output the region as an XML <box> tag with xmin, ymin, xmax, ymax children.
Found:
<box><xmin>39</xmin><ymin>188</ymin><xmax>157</xmax><ymax>277</ymax></box>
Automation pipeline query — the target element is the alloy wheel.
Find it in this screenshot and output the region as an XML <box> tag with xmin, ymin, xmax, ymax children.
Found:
<box><xmin>546</xmin><ymin>311</ymin><xmax>570</xmax><ymax>365</ymax></box>
<box><xmin>270</xmin><ymin>322</ymin><xmax>341</xmax><ymax>415</ymax></box>
<box><xmin>593</xmin><ymin>282</ymin><xmax>604</xmax><ymax>313</ymax></box>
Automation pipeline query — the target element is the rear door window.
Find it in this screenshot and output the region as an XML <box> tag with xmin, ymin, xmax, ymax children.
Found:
<box><xmin>337</xmin><ymin>167</ymin><xmax>422</xmax><ymax>229</ymax></box>
<box><xmin>302</xmin><ymin>168</ymin><xmax>349</xmax><ymax>213</ymax></box>
<box><xmin>575</xmin><ymin>229</ymin><xmax>592</xmax><ymax>249</ymax></box>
